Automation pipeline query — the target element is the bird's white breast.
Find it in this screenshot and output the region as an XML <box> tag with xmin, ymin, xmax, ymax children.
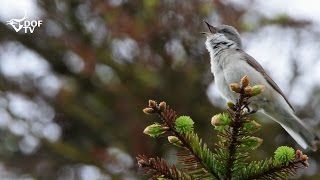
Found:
<box><xmin>210</xmin><ymin>50</ymin><xmax>272</xmax><ymax>107</ymax></box>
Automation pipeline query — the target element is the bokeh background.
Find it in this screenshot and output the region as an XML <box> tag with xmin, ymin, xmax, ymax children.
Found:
<box><xmin>0</xmin><ymin>0</ymin><xmax>319</xmax><ymax>179</ymax></box>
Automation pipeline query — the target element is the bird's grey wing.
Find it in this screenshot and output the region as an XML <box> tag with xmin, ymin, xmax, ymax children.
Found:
<box><xmin>238</xmin><ymin>49</ymin><xmax>295</xmax><ymax>111</ymax></box>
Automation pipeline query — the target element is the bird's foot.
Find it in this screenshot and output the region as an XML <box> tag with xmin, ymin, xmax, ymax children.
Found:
<box><xmin>244</xmin><ymin>104</ymin><xmax>257</xmax><ymax>114</ymax></box>
<box><xmin>248</xmin><ymin>109</ymin><xmax>257</xmax><ymax>114</ymax></box>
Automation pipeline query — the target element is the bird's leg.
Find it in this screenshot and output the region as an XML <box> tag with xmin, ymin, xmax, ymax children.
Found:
<box><xmin>243</xmin><ymin>101</ymin><xmax>257</xmax><ymax>114</ymax></box>
<box><xmin>248</xmin><ymin>109</ymin><xmax>257</xmax><ymax>114</ymax></box>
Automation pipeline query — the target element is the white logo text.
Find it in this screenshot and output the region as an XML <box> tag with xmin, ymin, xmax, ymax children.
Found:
<box><xmin>6</xmin><ymin>13</ymin><xmax>43</xmax><ymax>33</ymax></box>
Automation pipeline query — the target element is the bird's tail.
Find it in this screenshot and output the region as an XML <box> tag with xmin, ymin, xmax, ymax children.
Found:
<box><xmin>266</xmin><ymin>110</ymin><xmax>319</xmax><ymax>151</ymax></box>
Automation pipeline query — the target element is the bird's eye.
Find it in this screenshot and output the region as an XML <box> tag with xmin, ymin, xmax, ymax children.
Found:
<box><xmin>221</xmin><ymin>29</ymin><xmax>228</xmax><ymax>33</ymax></box>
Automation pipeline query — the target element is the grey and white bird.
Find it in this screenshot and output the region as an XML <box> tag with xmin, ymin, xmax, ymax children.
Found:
<box><xmin>202</xmin><ymin>21</ymin><xmax>319</xmax><ymax>151</ymax></box>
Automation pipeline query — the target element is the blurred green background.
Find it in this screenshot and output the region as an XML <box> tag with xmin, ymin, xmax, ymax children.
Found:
<box><xmin>0</xmin><ymin>0</ymin><xmax>319</xmax><ymax>179</ymax></box>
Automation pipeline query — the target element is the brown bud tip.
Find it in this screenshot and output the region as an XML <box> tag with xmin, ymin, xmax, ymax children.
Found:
<box><xmin>168</xmin><ymin>136</ymin><xmax>183</xmax><ymax>146</ymax></box>
<box><xmin>244</xmin><ymin>86</ymin><xmax>252</xmax><ymax>94</ymax></box>
<box><xmin>148</xmin><ymin>100</ymin><xmax>157</xmax><ymax>108</ymax></box>
<box><xmin>168</xmin><ymin>136</ymin><xmax>179</xmax><ymax>143</ymax></box>
<box><xmin>143</xmin><ymin>107</ymin><xmax>154</xmax><ymax>114</ymax></box>
<box><xmin>301</xmin><ymin>154</ymin><xmax>309</xmax><ymax>167</ymax></box>
<box><xmin>159</xmin><ymin>101</ymin><xmax>167</xmax><ymax>111</ymax></box>
<box><xmin>229</xmin><ymin>83</ymin><xmax>241</xmax><ymax>93</ymax></box>
<box><xmin>211</xmin><ymin>115</ymin><xmax>220</xmax><ymax>126</ymax></box>
<box><xmin>241</xmin><ymin>75</ymin><xmax>250</xmax><ymax>87</ymax></box>
<box><xmin>295</xmin><ymin>150</ymin><xmax>309</xmax><ymax>167</ymax></box>
<box><xmin>296</xmin><ymin>149</ymin><xmax>303</xmax><ymax>158</ymax></box>
<box><xmin>301</xmin><ymin>154</ymin><xmax>308</xmax><ymax>161</ymax></box>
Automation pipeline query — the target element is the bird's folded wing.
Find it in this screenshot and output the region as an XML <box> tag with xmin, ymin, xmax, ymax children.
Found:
<box><xmin>237</xmin><ymin>49</ymin><xmax>295</xmax><ymax>111</ymax></box>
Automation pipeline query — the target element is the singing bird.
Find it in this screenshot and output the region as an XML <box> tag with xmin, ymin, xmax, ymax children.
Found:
<box><xmin>202</xmin><ymin>21</ymin><xmax>319</xmax><ymax>151</ymax></box>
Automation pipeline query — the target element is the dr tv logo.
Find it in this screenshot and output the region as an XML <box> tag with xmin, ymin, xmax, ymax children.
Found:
<box><xmin>6</xmin><ymin>12</ymin><xmax>42</xmax><ymax>33</ymax></box>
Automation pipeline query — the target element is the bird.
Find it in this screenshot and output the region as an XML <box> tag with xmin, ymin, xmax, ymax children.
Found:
<box><xmin>202</xmin><ymin>21</ymin><xmax>319</xmax><ymax>151</ymax></box>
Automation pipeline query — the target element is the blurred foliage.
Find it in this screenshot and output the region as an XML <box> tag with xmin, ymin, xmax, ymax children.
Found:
<box><xmin>0</xmin><ymin>0</ymin><xmax>319</xmax><ymax>179</ymax></box>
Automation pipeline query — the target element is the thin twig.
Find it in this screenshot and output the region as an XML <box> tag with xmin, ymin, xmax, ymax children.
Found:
<box><xmin>225</xmin><ymin>93</ymin><xmax>246</xmax><ymax>179</ymax></box>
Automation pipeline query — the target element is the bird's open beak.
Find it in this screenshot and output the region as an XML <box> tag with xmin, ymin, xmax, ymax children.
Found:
<box><xmin>203</xmin><ymin>20</ymin><xmax>217</xmax><ymax>34</ymax></box>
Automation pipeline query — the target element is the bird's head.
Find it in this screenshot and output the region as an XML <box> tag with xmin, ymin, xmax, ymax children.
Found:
<box><xmin>202</xmin><ymin>21</ymin><xmax>242</xmax><ymax>50</ymax></box>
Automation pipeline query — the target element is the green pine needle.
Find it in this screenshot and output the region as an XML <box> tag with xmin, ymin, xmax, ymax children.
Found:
<box><xmin>175</xmin><ymin>116</ymin><xmax>194</xmax><ymax>133</ymax></box>
<box><xmin>274</xmin><ymin>146</ymin><xmax>295</xmax><ymax>165</ymax></box>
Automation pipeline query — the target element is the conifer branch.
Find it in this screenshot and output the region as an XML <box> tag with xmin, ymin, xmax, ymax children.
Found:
<box><xmin>224</xmin><ymin>76</ymin><xmax>252</xmax><ymax>179</ymax></box>
<box><xmin>138</xmin><ymin>75</ymin><xmax>310</xmax><ymax>180</ymax></box>
<box><xmin>143</xmin><ymin>101</ymin><xmax>220</xmax><ymax>179</ymax></box>
<box><xmin>242</xmin><ymin>150</ymin><xmax>309</xmax><ymax>180</ymax></box>
<box><xmin>137</xmin><ymin>154</ymin><xmax>193</xmax><ymax>180</ymax></box>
